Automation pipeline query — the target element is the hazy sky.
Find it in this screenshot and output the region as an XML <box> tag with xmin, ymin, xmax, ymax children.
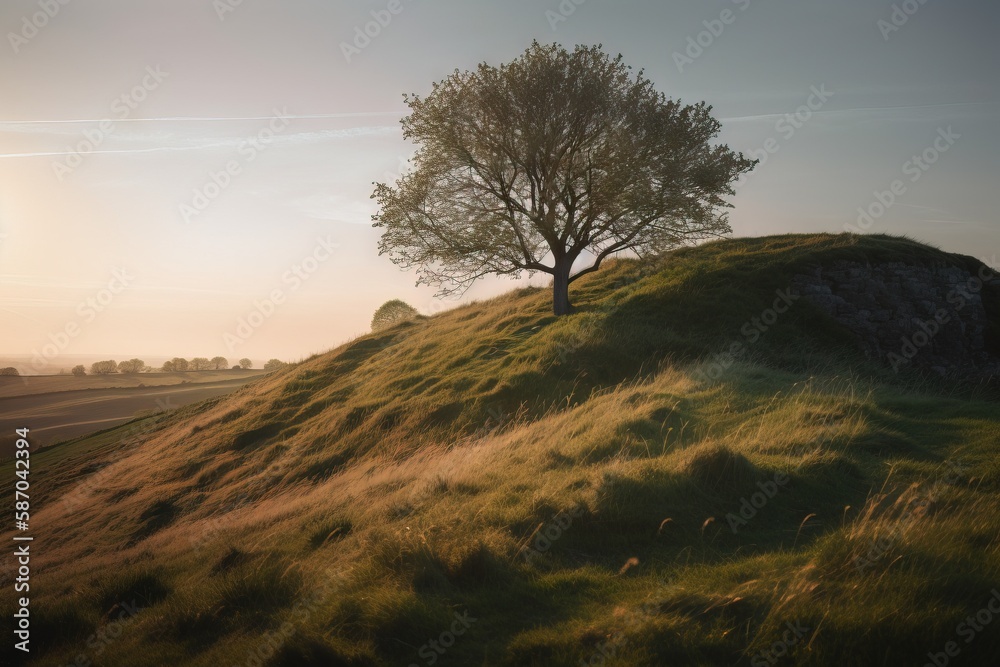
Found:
<box><xmin>1</xmin><ymin>0</ymin><xmax>997</xmax><ymax>369</ymax></box>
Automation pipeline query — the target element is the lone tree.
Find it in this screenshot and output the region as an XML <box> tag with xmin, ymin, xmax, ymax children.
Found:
<box><xmin>239</xmin><ymin>358</ymin><xmax>253</xmax><ymax>370</ymax></box>
<box><xmin>263</xmin><ymin>359</ymin><xmax>287</xmax><ymax>372</ymax></box>
<box><xmin>71</xmin><ymin>365</ymin><xmax>86</xmax><ymax>377</ymax></box>
<box><xmin>373</xmin><ymin>42</ymin><xmax>755</xmax><ymax>315</ymax></box>
<box><xmin>371</xmin><ymin>299</ymin><xmax>418</xmax><ymax>332</ymax></box>
<box><xmin>210</xmin><ymin>356</ymin><xmax>229</xmax><ymax>370</ymax></box>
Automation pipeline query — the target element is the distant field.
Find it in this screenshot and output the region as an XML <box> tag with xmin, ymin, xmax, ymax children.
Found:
<box><xmin>0</xmin><ymin>370</ymin><xmax>269</xmax><ymax>459</ymax></box>
<box><xmin>0</xmin><ymin>369</ymin><xmax>269</xmax><ymax>399</ymax></box>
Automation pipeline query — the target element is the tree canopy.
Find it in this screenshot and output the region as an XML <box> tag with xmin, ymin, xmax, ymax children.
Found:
<box><xmin>91</xmin><ymin>360</ymin><xmax>118</xmax><ymax>375</ymax></box>
<box><xmin>373</xmin><ymin>42</ymin><xmax>755</xmax><ymax>315</ymax></box>
<box><xmin>371</xmin><ymin>299</ymin><xmax>419</xmax><ymax>332</ymax></box>
<box><xmin>263</xmin><ymin>359</ymin><xmax>288</xmax><ymax>372</ymax></box>
<box><xmin>165</xmin><ymin>358</ymin><xmax>189</xmax><ymax>372</ymax></box>
<box><xmin>190</xmin><ymin>357</ymin><xmax>211</xmax><ymax>371</ymax></box>
<box><xmin>117</xmin><ymin>358</ymin><xmax>146</xmax><ymax>374</ymax></box>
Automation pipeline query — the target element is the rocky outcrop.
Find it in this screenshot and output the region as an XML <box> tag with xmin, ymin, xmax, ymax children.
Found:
<box><xmin>791</xmin><ymin>260</ymin><xmax>1000</xmax><ymax>378</ymax></box>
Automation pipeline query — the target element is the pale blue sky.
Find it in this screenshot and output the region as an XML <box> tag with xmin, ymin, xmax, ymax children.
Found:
<box><xmin>0</xmin><ymin>0</ymin><xmax>997</xmax><ymax>366</ymax></box>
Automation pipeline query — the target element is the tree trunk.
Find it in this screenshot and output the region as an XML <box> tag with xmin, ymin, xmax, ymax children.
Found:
<box><xmin>553</xmin><ymin>262</ymin><xmax>572</xmax><ymax>316</ymax></box>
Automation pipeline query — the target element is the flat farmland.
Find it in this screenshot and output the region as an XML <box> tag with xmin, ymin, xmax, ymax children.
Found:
<box><xmin>0</xmin><ymin>370</ymin><xmax>269</xmax><ymax>458</ymax></box>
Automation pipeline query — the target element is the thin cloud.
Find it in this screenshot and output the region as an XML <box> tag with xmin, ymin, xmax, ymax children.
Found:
<box><xmin>722</xmin><ymin>101</ymin><xmax>995</xmax><ymax>123</ymax></box>
<box><xmin>0</xmin><ymin>111</ymin><xmax>404</xmax><ymax>125</ymax></box>
<box><xmin>0</xmin><ymin>126</ymin><xmax>398</xmax><ymax>159</ymax></box>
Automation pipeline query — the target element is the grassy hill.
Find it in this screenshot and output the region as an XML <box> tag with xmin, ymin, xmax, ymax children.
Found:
<box><xmin>5</xmin><ymin>233</ymin><xmax>999</xmax><ymax>666</ymax></box>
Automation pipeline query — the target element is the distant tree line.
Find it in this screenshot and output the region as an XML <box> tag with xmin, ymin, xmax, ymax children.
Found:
<box><xmin>86</xmin><ymin>359</ymin><xmax>148</xmax><ymax>375</ymax></box>
<box><xmin>161</xmin><ymin>356</ymin><xmax>234</xmax><ymax>372</ymax></box>
<box><xmin>71</xmin><ymin>356</ymin><xmax>270</xmax><ymax>375</ymax></box>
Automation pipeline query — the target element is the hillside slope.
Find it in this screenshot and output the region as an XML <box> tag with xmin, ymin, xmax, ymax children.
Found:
<box><xmin>5</xmin><ymin>233</ymin><xmax>1000</xmax><ymax>666</ymax></box>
